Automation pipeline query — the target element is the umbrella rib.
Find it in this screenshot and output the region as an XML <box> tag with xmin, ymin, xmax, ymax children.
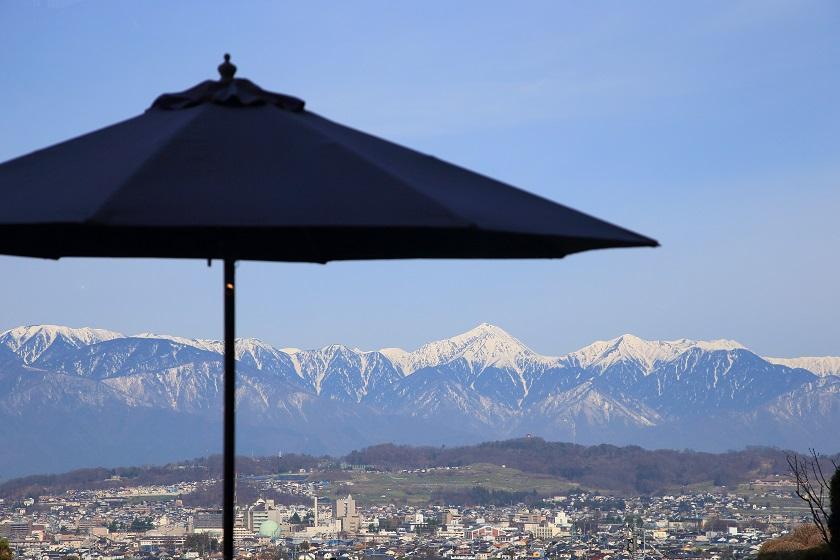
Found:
<box><xmin>85</xmin><ymin>108</ymin><xmax>209</xmax><ymax>224</ymax></box>
<box><xmin>87</xmin><ymin>108</ymin><xmax>476</xmax><ymax>232</ymax></box>
<box><xmin>290</xmin><ymin>113</ymin><xmax>480</xmax><ymax>229</ymax></box>
<box><xmin>294</xmin><ymin>114</ymin><xmax>657</xmax><ymax>246</ymax></box>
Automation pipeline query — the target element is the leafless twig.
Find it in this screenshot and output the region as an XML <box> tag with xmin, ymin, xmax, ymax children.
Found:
<box><xmin>786</xmin><ymin>449</ymin><xmax>835</xmax><ymax>546</ymax></box>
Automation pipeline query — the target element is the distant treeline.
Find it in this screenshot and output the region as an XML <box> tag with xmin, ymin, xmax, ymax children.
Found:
<box><xmin>0</xmin><ymin>453</ymin><xmax>321</xmax><ymax>500</ymax></box>
<box><xmin>430</xmin><ymin>487</ymin><xmax>545</xmax><ymax>507</ymax></box>
<box><xmin>3</xmin><ymin>438</ymin><xmax>838</xmax><ymax>499</ymax></box>
<box><xmin>345</xmin><ymin>438</ymin><xmax>840</xmax><ymax>494</ymax></box>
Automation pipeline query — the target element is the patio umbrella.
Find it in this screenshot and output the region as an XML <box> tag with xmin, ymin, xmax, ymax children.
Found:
<box><xmin>0</xmin><ymin>55</ymin><xmax>657</xmax><ymax>558</ymax></box>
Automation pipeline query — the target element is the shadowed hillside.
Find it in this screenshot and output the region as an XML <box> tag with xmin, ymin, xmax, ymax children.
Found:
<box><xmin>4</xmin><ymin>437</ymin><xmax>837</xmax><ymax>498</ymax></box>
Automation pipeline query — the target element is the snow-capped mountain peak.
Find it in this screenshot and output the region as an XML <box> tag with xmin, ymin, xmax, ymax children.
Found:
<box><xmin>683</xmin><ymin>338</ymin><xmax>746</xmax><ymax>352</ymax></box>
<box><xmin>379</xmin><ymin>347</ymin><xmax>409</xmax><ymax>363</ymax></box>
<box><xmin>764</xmin><ymin>356</ymin><xmax>840</xmax><ymax>377</ymax></box>
<box><xmin>232</xmin><ymin>337</ymin><xmax>293</xmax><ymax>370</ymax></box>
<box><xmin>1</xmin><ymin>321</ymin><xmax>839</xmax><ymax>478</ymax></box>
<box><xmin>567</xmin><ymin>334</ymin><xmax>746</xmax><ymax>373</ymax></box>
<box><xmin>133</xmin><ymin>333</ymin><xmax>292</xmax><ymax>364</ymax></box>
<box><xmin>0</xmin><ymin>324</ymin><xmax>124</xmax><ymax>364</ymax></box>
<box><xmin>133</xmin><ymin>332</ymin><xmax>221</xmax><ymax>353</ymax></box>
<box><xmin>384</xmin><ymin>323</ymin><xmax>554</xmax><ymax>375</ymax></box>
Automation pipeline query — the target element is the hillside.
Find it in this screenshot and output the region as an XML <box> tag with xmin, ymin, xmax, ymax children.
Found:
<box><xmin>3</xmin><ymin>438</ymin><xmax>836</xmax><ymax>499</ymax></box>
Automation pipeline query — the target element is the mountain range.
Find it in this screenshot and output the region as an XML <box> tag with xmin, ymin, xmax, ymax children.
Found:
<box><xmin>0</xmin><ymin>323</ymin><xmax>838</xmax><ymax>478</ymax></box>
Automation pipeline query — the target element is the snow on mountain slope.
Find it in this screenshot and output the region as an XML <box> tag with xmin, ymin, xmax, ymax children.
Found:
<box><xmin>629</xmin><ymin>347</ymin><xmax>814</xmax><ymax>414</ymax></box>
<box><xmin>1</xmin><ymin>321</ymin><xmax>838</xmax><ymax>475</ymax></box>
<box><xmin>764</xmin><ymin>356</ymin><xmax>840</xmax><ymax>377</ymax></box>
<box><xmin>375</xmin><ymin>323</ymin><xmax>568</xmax><ymax>407</ymax></box>
<box><xmin>287</xmin><ymin>345</ymin><xmax>403</xmax><ymax>402</ymax></box>
<box><xmin>369</xmin><ymin>364</ymin><xmax>517</xmax><ymax>427</ymax></box>
<box><xmin>33</xmin><ymin>337</ymin><xmax>223</xmax><ymax>380</ymax></box>
<box><xmin>133</xmin><ymin>332</ymin><xmax>221</xmax><ymax>353</ymax></box>
<box><xmin>132</xmin><ymin>335</ymin><xmax>311</xmax><ymax>390</ymax></box>
<box><xmin>758</xmin><ymin>376</ymin><xmax>840</xmax><ymax>420</ymax></box>
<box><xmin>565</xmin><ymin>333</ymin><xmax>745</xmax><ymax>374</ymax></box>
<box><xmin>528</xmin><ymin>380</ymin><xmax>661</xmax><ymax>428</ymax></box>
<box><xmin>101</xmin><ymin>361</ymin><xmax>224</xmax><ymax>412</ymax></box>
<box><xmin>0</xmin><ymin>325</ymin><xmax>124</xmax><ymax>364</ymax></box>
<box><xmin>230</xmin><ymin>338</ymin><xmax>300</xmax><ymax>380</ymax></box>
<box><xmin>385</xmin><ymin>323</ymin><xmax>558</xmax><ymax>375</ymax></box>
<box><xmin>133</xmin><ymin>333</ymin><xmax>291</xmax><ymax>369</ymax></box>
<box><xmin>0</xmin><ymin>367</ymin><xmax>144</xmax><ymax>412</ymax></box>
<box><xmin>379</xmin><ymin>347</ymin><xmax>409</xmax><ymax>366</ymax></box>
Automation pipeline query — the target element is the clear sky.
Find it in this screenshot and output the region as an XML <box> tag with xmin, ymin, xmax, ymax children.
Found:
<box><xmin>1</xmin><ymin>0</ymin><xmax>838</xmax><ymax>358</ymax></box>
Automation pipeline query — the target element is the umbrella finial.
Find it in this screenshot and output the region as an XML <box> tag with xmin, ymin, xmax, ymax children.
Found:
<box><xmin>218</xmin><ymin>53</ymin><xmax>237</xmax><ymax>82</ymax></box>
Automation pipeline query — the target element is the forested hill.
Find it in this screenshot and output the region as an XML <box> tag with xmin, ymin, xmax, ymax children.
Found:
<box><xmin>346</xmin><ymin>438</ymin><xmax>839</xmax><ymax>492</ymax></box>
<box><xmin>0</xmin><ymin>454</ymin><xmax>322</xmax><ymax>500</ymax></box>
<box><xmin>4</xmin><ymin>438</ymin><xmax>837</xmax><ymax>499</ymax></box>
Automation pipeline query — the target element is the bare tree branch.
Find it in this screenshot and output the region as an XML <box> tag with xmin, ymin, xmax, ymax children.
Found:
<box><xmin>787</xmin><ymin>452</ymin><xmax>831</xmax><ymax>545</ymax></box>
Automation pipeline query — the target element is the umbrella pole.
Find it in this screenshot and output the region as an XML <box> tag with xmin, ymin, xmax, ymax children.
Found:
<box><xmin>223</xmin><ymin>259</ymin><xmax>236</xmax><ymax>560</ymax></box>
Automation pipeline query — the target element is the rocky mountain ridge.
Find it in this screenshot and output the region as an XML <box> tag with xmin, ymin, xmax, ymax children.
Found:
<box><xmin>0</xmin><ymin>323</ymin><xmax>837</xmax><ymax>478</ymax></box>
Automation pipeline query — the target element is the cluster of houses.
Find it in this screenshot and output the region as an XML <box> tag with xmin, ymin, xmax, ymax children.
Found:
<box><xmin>0</xmin><ymin>475</ymin><xmax>810</xmax><ymax>560</ymax></box>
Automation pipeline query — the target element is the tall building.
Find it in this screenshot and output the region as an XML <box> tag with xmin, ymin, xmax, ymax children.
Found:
<box><xmin>335</xmin><ymin>495</ymin><xmax>356</xmax><ymax>518</ymax></box>
<box><xmin>334</xmin><ymin>494</ymin><xmax>361</xmax><ymax>534</ymax></box>
<box><xmin>246</xmin><ymin>499</ymin><xmax>284</xmax><ymax>533</ymax></box>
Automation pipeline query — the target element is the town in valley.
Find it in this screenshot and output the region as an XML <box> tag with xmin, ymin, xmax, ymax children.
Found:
<box><xmin>0</xmin><ymin>461</ymin><xmax>813</xmax><ymax>560</ymax></box>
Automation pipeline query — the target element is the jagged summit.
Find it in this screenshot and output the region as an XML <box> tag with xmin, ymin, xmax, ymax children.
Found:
<box><xmin>0</xmin><ymin>321</ymin><xmax>838</xmax><ymax>475</ymax></box>
<box><xmin>133</xmin><ymin>332</ymin><xmax>221</xmax><ymax>352</ymax></box>
<box><xmin>132</xmin><ymin>333</ymin><xmax>287</xmax><ymax>362</ymax></box>
<box><xmin>0</xmin><ymin>324</ymin><xmax>124</xmax><ymax>346</ymax></box>
<box><xmin>461</xmin><ymin>322</ymin><xmax>514</xmax><ymax>336</ymax></box>
<box><xmin>384</xmin><ymin>322</ymin><xmax>555</xmax><ymax>375</ymax></box>
<box><xmin>765</xmin><ymin>356</ymin><xmax>840</xmax><ymax>377</ymax></box>
<box><xmin>378</xmin><ymin>347</ymin><xmax>408</xmax><ymax>361</ymax></box>
<box><xmin>0</xmin><ymin>324</ymin><xmax>123</xmax><ymax>364</ymax></box>
<box><xmin>567</xmin><ymin>333</ymin><xmax>747</xmax><ymax>373</ymax></box>
<box><xmin>0</xmin><ymin>323</ymin><xmax>832</xmax><ymax>379</ymax></box>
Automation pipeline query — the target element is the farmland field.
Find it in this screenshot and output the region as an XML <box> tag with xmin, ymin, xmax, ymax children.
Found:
<box><xmin>322</xmin><ymin>463</ymin><xmax>578</xmax><ymax>505</ymax></box>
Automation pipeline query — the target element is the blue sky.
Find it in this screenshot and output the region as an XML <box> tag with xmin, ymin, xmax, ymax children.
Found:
<box><xmin>1</xmin><ymin>0</ymin><xmax>838</xmax><ymax>357</ymax></box>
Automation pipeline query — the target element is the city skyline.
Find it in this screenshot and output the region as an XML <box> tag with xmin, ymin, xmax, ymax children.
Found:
<box><xmin>0</xmin><ymin>441</ymin><xmax>807</xmax><ymax>559</ymax></box>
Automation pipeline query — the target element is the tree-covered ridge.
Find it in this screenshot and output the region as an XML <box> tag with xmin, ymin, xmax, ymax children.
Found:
<box><xmin>346</xmin><ymin>438</ymin><xmax>840</xmax><ymax>493</ymax></box>
<box><xmin>0</xmin><ymin>453</ymin><xmax>322</xmax><ymax>500</ymax></box>
<box><xmin>2</xmin><ymin>438</ymin><xmax>838</xmax><ymax>499</ymax></box>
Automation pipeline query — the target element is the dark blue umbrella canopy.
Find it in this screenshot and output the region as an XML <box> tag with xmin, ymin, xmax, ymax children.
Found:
<box><xmin>0</xmin><ymin>55</ymin><xmax>656</xmax><ymax>262</ymax></box>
